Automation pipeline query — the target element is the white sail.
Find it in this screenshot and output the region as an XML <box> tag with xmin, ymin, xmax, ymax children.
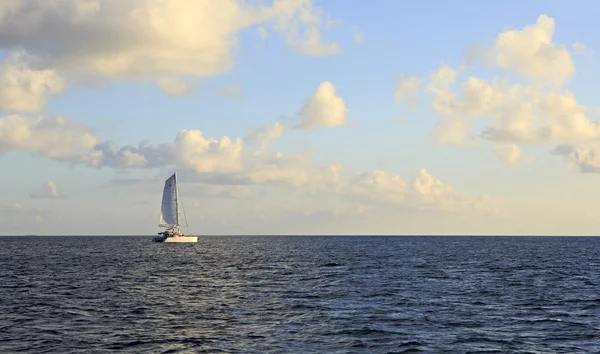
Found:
<box><xmin>159</xmin><ymin>173</ymin><xmax>179</xmax><ymax>228</ymax></box>
<box><xmin>153</xmin><ymin>172</ymin><xmax>197</xmax><ymax>243</ymax></box>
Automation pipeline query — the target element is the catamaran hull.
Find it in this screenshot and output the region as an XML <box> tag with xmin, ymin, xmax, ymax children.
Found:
<box><xmin>166</xmin><ymin>236</ymin><xmax>197</xmax><ymax>243</ymax></box>
<box><xmin>153</xmin><ymin>236</ymin><xmax>198</xmax><ymax>243</ymax></box>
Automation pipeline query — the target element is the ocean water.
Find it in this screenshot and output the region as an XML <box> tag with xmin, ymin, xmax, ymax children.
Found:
<box><xmin>1</xmin><ymin>236</ymin><xmax>599</xmax><ymax>353</ymax></box>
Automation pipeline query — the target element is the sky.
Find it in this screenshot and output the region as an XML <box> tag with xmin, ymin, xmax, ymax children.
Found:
<box><xmin>2</xmin><ymin>0</ymin><xmax>600</xmax><ymax>235</ymax></box>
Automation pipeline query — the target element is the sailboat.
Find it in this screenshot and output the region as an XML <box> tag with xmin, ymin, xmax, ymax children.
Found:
<box><xmin>152</xmin><ymin>172</ymin><xmax>197</xmax><ymax>243</ymax></box>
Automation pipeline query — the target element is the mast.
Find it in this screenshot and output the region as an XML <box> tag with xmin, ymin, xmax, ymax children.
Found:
<box><xmin>174</xmin><ymin>171</ymin><xmax>189</xmax><ymax>231</ymax></box>
<box><xmin>174</xmin><ymin>171</ymin><xmax>180</xmax><ymax>232</ymax></box>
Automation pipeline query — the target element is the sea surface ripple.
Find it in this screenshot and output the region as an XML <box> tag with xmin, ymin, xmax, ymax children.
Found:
<box><xmin>1</xmin><ymin>236</ymin><xmax>599</xmax><ymax>353</ymax></box>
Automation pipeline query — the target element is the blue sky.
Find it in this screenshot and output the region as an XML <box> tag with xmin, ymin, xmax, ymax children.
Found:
<box><xmin>1</xmin><ymin>0</ymin><xmax>600</xmax><ymax>235</ymax></box>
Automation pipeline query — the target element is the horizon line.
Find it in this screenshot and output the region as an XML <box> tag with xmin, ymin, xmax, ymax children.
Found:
<box><xmin>3</xmin><ymin>234</ymin><xmax>600</xmax><ymax>237</ymax></box>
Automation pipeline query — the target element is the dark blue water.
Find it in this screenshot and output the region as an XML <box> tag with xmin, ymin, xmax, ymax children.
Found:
<box><xmin>1</xmin><ymin>236</ymin><xmax>599</xmax><ymax>353</ymax></box>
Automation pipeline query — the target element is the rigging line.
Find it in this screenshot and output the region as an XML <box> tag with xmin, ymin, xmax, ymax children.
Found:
<box><xmin>176</xmin><ymin>174</ymin><xmax>189</xmax><ymax>229</ymax></box>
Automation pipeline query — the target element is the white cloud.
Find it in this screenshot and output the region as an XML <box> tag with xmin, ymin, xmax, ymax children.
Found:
<box><xmin>422</xmin><ymin>64</ymin><xmax>476</xmax><ymax>145</ymax></box>
<box><xmin>28</xmin><ymin>115</ymin><xmax>499</xmax><ymax>216</ymax></box>
<box><xmin>173</xmin><ymin>130</ymin><xmax>245</xmax><ymax>174</ymax></box>
<box><xmin>423</xmin><ymin>64</ymin><xmax>474</xmax><ymax>145</ymax></box>
<box><xmin>0</xmin><ymin>110</ymin><xmax>498</xmax><ymax>216</ymax></box>
<box><xmin>343</xmin><ymin>170</ymin><xmax>406</xmax><ymax>205</ymax></box>
<box><xmin>68</xmin><ymin>125</ymin><xmax>341</xmax><ymax>190</ymax></box>
<box><xmin>0</xmin><ymin>0</ymin><xmax>342</xmax><ymax>92</ymax></box>
<box><xmin>30</xmin><ymin>181</ymin><xmax>60</xmax><ymax>199</ymax></box>
<box><xmin>411</xmin><ymin>169</ymin><xmax>455</xmax><ymax>205</ymax></box>
<box><xmin>295</xmin><ymin>81</ymin><xmax>349</xmax><ymax>130</ymax></box>
<box><xmin>0</xmin><ymin>51</ymin><xmax>64</xmax><ymax>113</ymax></box>
<box><xmin>424</xmin><ymin>63</ymin><xmax>459</xmax><ymax>94</ymax></box>
<box><xmin>288</xmin><ymin>25</ymin><xmax>340</xmax><ymax>56</ymax></box>
<box><xmin>79</xmin><ymin>141</ymin><xmax>152</xmax><ymax>168</ymax></box>
<box><xmin>484</xmin><ymin>14</ymin><xmax>575</xmax><ymax>86</ymax></box>
<box><xmin>246</xmin><ymin>122</ymin><xmax>285</xmax><ymax>151</ymax></box>
<box><xmin>552</xmin><ymin>143</ymin><xmax>600</xmax><ymax>173</ymax></box>
<box><xmin>0</xmin><ymin>114</ymin><xmax>98</xmax><ymax>158</ymax></box>
<box><xmin>0</xmin><ymin>110</ymin><xmax>499</xmax><ymax>219</ymax></box>
<box><xmin>337</xmin><ymin>168</ymin><xmax>499</xmax><ymax>214</ymax></box>
<box><xmin>428</xmin><ymin>72</ymin><xmax>600</xmax><ymax>147</ymax></box>
<box><xmin>76</xmin><ymin>130</ymin><xmax>244</xmax><ymax>172</ymax></box>
<box><xmin>243</xmin><ymin>155</ymin><xmax>342</xmax><ymax>188</ymax></box>
<box><xmin>394</xmin><ymin>75</ymin><xmax>422</xmax><ymax>109</ymax></box>
<box><xmin>409</xmin><ymin>169</ymin><xmax>498</xmax><ymax>214</ymax></box>
<box><xmin>402</xmin><ymin>14</ymin><xmax>600</xmax><ymax>172</ymax></box>
<box><xmin>418</xmin><ymin>60</ymin><xmax>600</xmax><ymax>152</ymax></box>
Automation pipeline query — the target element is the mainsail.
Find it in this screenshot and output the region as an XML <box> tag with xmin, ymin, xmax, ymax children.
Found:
<box><xmin>159</xmin><ymin>173</ymin><xmax>179</xmax><ymax>228</ymax></box>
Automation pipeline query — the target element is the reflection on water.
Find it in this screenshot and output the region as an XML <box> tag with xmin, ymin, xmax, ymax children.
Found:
<box><xmin>1</xmin><ymin>236</ymin><xmax>598</xmax><ymax>353</ymax></box>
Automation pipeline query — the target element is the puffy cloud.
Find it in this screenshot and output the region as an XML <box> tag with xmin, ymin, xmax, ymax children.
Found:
<box><xmin>407</xmin><ymin>14</ymin><xmax>600</xmax><ymax>172</ymax></box>
<box><xmin>289</xmin><ymin>25</ymin><xmax>340</xmax><ymax>56</ymax></box>
<box><xmin>241</xmin><ymin>154</ymin><xmax>342</xmax><ymax>188</ymax></box>
<box><xmin>409</xmin><ymin>169</ymin><xmax>496</xmax><ymax>213</ymax></box>
<box><xmin>338</xmin><ymin>168</ymin><xmax>499</xmax><ymax>214</ymax></box>
<box><xmin>0</xmin><ymin>51</ymin><xmax>64</xmax><ymax>113</ymax></box>
<box><xmin>0</xmin><ymin>0</ymin><xmax>342</xmax><ymax>95</ymax></box>
<box><xmin>411</xmin><ymin>169</ymin><xmax>455</xmax><ymax>205</ymax></box>
<box><xmin>418</xmin><ymin>59</ymin><xmax>599</xmax><ymax>153</ymax></box>
<box><xmin>484</xmin><ymin>14</ymin><xmax>575</xmax><ymax>86</ymax></box>
<box><xmin>424</xmin><ymin>69</ymin><xmax>600</xmax><ymax>147</ymax></box>
<box><xmin>0</xmin><ymin>112</ymin><xmax>497</xmax><ymax>216</ymax></box>
<box><xmin>246</xmin><ymin>122</ymin><xmax>285</xmax><ymax>151</ymax></box>
<box><xmin>79</xmin><ymin>141</ymin><xmax>153</xmax><ymax>168</ymax></box>
<box><xmin>77</xmin><ymin>130</ymin><xmax>244</xmax><ymax>172</ymax></box>
<box><xmin>0</xmin><ymin>110</ymin><xmax>497</xmax><ymax>215</ymax></box>
<box><xmin>85</xmin><ymin>131</ymin><xmax>501</xmax><ymax>215</ymax></box>
<box><xmin>424</xmin><ymin>64</ymin><xmax>474</xmax><ymax>145</ymax></box>
<box><xmin>173</xmin><ymin>130</ymin><xmax>245</xmax><ymax>173</ymax></box>
<box><xmin>0</xmin><ymin>114</ymin><xmax>98</xmax><ymax>158</ymax></box>
<box><xmin>552</xmin><ymin>143</ymin><xmax>600</xmax><ymax>173</ymax></box>
<box><xmin>343</xmin><ymin>170</ymin><xmax>406</xmax><ymax>205</ymax></box>
<box><xmin>70</xmin><ymin>124</ymin><xmax>341</xmax><ymax>189</ymax></box>
<box><xmin>421</xmin><ymin>64</ymin><xmax>480</xmax><ymax>145</ymax></box>
<box><xmin>295</xmin><ymin>81</ymin><xmax>349</xmax><ymax>130</ymax></box>
<box><xmin>30</xmin><ymin>181</ymin><xmax>60</xmax><ymax>199</ymax></box>
<box><xmin>424</xmin><ymin>64</ymin><xmax>458</xmax><ymax>94</ymax></box>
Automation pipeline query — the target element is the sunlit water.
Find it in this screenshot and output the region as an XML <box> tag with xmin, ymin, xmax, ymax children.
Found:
<box><xmin>1</xmin><ymin>236</ymin><xmax>599</xmax><ymax>353</ymax></box>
